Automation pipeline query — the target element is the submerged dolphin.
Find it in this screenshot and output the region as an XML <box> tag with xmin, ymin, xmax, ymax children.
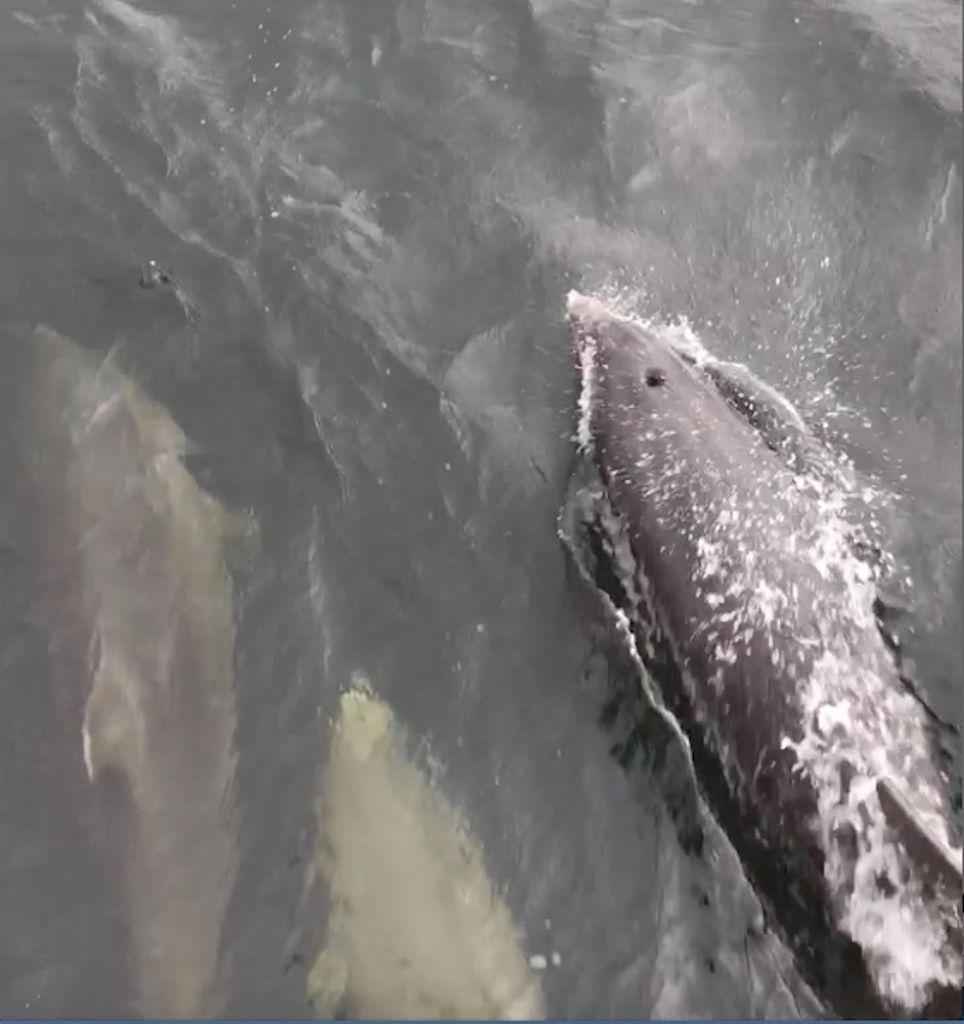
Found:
<box><xmin>27</xmin><ymin>326</ymin><xmax>251</xmax><ymax>1017</ymax></box>
<box><xmin>564</xmin><ymin>293</ymin><xmax>962</xmax><ymax>1019</ymax></box>
<box><xmin>306</xmin><ymin>675</ymin><xmax>544</xmax><ymax>1021</ymax></box>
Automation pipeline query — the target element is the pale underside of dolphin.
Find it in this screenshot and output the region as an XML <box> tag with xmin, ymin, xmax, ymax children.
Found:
<box><xmin>564</xmin><ymin>292</ymin><xmax>962</xmax><ymax>1020</ymax></box>
<box><xmin>29</xmin><ymin>325</ymin><xmax>251</xmax><ymax>1018</ymax></box>
<box><xmin>305</xmin><ymin>674</ymin><xmax>545</xmax><ymax>1021</ymax></box>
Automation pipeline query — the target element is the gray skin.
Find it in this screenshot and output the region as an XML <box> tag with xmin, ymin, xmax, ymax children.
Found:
<box><xmin>568</xmin><ymin>297</ymin><xmax>961</xmax><ymax>1020</ymax></box>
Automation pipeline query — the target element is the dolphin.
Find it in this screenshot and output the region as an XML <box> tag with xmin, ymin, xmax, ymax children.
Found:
<box><xmin>25</xmin><ymin>325</ymin><xmax>252</xmax><ymax>1018</ymax></box>
<box><xmin>563</xmin><ymin>292</ymin><xmax>962</xmax><ymax>1019</ymax></box>
<box><xmin>305</xmin><ymin>674</ymin><xmax>544</xmax><ymax>1021</ymax></box>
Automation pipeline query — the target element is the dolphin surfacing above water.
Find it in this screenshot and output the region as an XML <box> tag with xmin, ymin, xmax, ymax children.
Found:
<box><xmin>563</xmin><ymin>292</ymin><xmax>962</xmax><ymax>1019</ymax></box>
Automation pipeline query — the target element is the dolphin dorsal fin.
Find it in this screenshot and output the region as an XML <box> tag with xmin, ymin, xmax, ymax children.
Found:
<box><xmin>877</xmin><ymin>777</ymin><xmax>963</xmax><ymax>893</ymax></box>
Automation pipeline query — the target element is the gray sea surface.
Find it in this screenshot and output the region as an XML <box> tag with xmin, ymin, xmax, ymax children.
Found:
<box><xmin>0</xmin><ymin>0</ymin><xmax>960</xmax><ymax>1017</ymax></box>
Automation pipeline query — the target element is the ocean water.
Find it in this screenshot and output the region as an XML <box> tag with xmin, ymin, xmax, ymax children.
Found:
<box><xmin>0</xmin><ymin>0</ymin><xmax>959</xmax><ymax>1017</ymax></box>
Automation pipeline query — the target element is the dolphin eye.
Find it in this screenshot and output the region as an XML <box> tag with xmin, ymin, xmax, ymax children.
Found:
<box><xmin>645</xmin><ymin>368</ymin><xmax>666</xmax><ymax>387</ymax></box>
